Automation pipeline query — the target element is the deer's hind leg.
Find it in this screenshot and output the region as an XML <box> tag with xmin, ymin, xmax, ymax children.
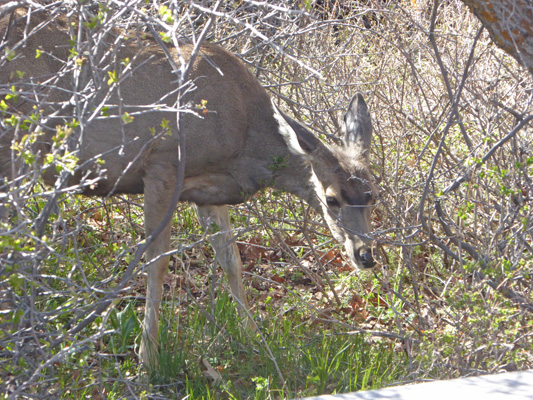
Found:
<box><xmin>139</xmin><ymin>165</ymin><xmax>175</xmax><ymax>367</ymax></box>
<box><xmin>195</xmin><ymin>205</ymin><xmax>253</xmax><ymax>326</ymax></box>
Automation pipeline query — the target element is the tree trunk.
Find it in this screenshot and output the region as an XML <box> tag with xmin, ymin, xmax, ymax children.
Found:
<box><xmin>460</xmin><ymin>0</ymin><xmax>533</xmax><ymax>75</ymax></box>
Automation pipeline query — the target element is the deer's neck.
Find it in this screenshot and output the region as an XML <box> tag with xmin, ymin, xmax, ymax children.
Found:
<box><xmin>269</xmin><ymin>154</ymin><xmax>322</xmax><ymax>212</ymax></box>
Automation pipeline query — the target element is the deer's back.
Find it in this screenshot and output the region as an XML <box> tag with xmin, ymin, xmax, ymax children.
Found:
<box><xmin>1</xmin><ymin>9</ymin><xmax>280</xmax><ymax>201</ymax></box>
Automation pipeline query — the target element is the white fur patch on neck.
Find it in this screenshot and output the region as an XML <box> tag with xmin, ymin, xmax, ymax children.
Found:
<box><xmin>271</xmin><ymin>99</ymin><xmax>308</xmax><ymax>157</ymax></box>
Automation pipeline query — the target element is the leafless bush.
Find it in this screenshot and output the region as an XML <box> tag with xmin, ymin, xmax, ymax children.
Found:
<box><xmin>209</xmin><ymin>0</ymin><xmax>533</xmax><ymax>377</ymax></box>
<box><xmin>1</xmin><ymin>0</ymin><xmax>531</xmax><ymax>397</ymax></box>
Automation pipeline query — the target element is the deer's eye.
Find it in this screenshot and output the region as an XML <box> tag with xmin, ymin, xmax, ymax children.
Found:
<box><xmin>365</xmin><ymin>192</ymin><xmax>376</xmax><ymax>205</ymax></box>
<box><xmin>326</xmin><ymin>196</ymin><xmax>340</xmax><ymax>208</ymax></box>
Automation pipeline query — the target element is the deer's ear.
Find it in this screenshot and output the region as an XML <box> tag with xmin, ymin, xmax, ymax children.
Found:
<box><xmin>342</xmin><ymin>93</ymin><xmax>373</xmax><ymax>158</ymax></box>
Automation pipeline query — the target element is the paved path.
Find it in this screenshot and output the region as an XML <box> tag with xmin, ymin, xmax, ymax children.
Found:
<box><xmin>299</xmin><ymin>369</ymin><xmax>533</xmax><ymax>400</ymax></box>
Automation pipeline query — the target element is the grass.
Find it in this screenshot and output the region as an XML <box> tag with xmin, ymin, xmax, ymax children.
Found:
<box><xmin>0</xmin><ymin>193</ymin><xmax>408</xmax><ymax>398</ymax></box>
<box><xmin>3</xmin><ymin>184</ymin><xmax>530</xmax><ymax>397</ymax></box>
<box><xmin>99</xmin><ymin>286</ymin><xmax>406</xmax><ymax>399</ymax></box>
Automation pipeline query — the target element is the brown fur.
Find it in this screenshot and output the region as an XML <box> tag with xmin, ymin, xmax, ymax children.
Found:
<box><xmin>1</xmin><ymin>7</ymin><xmax>376</xmax><ymax>366</ymax></box>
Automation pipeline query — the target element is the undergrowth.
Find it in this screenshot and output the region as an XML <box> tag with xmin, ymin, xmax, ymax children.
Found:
<box><xmin>1</xmin><ymin>0</ymin><xmax>532</xmax><ymax>399</ymax></box>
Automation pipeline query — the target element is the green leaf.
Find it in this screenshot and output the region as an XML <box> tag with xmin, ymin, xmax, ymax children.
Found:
<box><xmin>121</xmin><ymin>112</ymin><xmax>134</xmax><ymax>124</ymax></box>
<box><xmin>159</xmin><ymin>32</ymin><xmax>171</xmax><ymax>43</ymax></box>
<box><xmin>158</xmin><ymin>5</ymin><xmax>174</xmax><ymax>23</ymax></box>
<box><xmin>5</xmin><ymin>46</ymin><xmax>14</xmax><ymax>61</ymax></box>
<box><xmin>107</xmin><ymin>70</ymin><xmax>118</xmax><ymax>85</ymax></box>
<box><xmin>4</xmin><ymin>115</ymin><xmax>19</xmax><ymax>126</ymax></box>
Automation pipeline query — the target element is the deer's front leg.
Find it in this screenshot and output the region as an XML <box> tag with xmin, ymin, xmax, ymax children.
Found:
<box><xmin>195</xmin><ymin>205</ymin><xmax>252</xmax><ymax>326</ymax></box>
<box><xmin>139</xmin><ymin>167</ymin><xmax>175</xmax><ymax>367</ymax></box>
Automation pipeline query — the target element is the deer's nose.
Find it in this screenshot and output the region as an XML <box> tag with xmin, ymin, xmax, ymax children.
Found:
<box><xmin>358</xmin><ymin>248</ymin><xmax>375</xmax><ymax>269</ymax></box>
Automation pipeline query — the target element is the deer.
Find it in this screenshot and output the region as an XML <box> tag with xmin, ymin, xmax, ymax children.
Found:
<box><xmin>0</xmin><ymin>7</ymin><xmax>377</xmax><ymax>366</ymax></box>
